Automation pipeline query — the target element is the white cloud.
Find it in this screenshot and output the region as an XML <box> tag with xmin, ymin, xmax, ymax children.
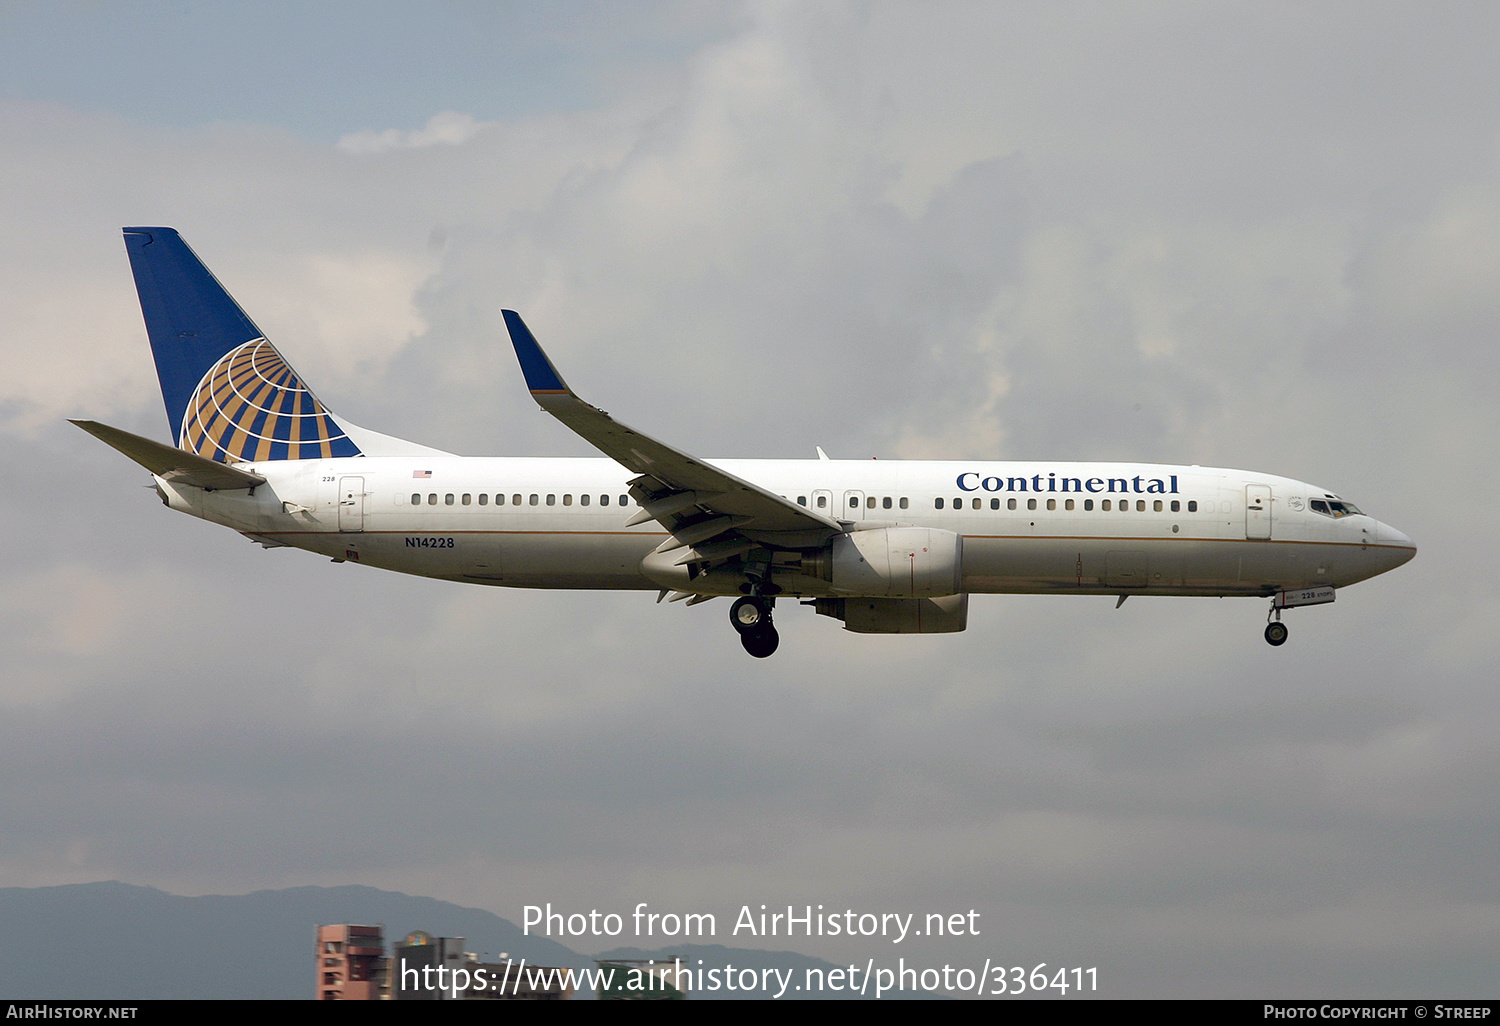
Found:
<box><xmin>337</xmin><ymin>111</ymin><xmax>490</xmax><ymax>155</ymax></box>
<box><xmin>246</xmin><ymin>249</ymin><xmax>435</xmax><ymax>393</ymax></box>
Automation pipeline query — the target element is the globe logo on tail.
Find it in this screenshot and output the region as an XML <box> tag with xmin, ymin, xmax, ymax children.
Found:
<box><xmin>179</xmin><ymin>338</ymin><xmax>361</xmax><ymax>462</ymax></box>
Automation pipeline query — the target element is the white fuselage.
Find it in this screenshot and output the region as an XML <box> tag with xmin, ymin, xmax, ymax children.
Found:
<box><xmin>155</xmin><ymin>456</ymin><xmax>1416</xmax><ymax>599</ymax></box>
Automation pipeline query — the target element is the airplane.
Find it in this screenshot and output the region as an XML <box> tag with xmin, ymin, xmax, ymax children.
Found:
<box><xmin>74</xmin><ymin>227</ymin><xmax>1416</xmax><ymax>658</ymax></box>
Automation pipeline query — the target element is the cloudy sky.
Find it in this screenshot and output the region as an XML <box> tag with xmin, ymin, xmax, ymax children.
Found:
<box><xmin>1</xmin><ymin>1</ymin><xmax>1495</xmax><ymax>998</ymax></box>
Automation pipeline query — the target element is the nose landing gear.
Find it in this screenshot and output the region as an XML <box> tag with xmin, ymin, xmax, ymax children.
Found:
<box><xmin>1264</xmin><ymin>585</ymin><xmax>1335</xmax><ymax>646</ymax></box>
<box><xmin>730</xmin><ymin>595</ymin><xmax>779</xmax><ymax>658</ymax></box>
<box><xmin>1264</xmin><ymin>618</ymin><xmax>1289</xmax><ymax>646</ymax></box>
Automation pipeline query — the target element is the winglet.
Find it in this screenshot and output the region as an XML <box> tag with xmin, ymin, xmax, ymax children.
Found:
<box><xmin>502</xmin><ymin>310</ymin><xmax>570</xmax><ymax>394</ymax></box>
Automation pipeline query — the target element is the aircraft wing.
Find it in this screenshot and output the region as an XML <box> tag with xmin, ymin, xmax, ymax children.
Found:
<box><xmin>503</xmin><ymin>311</ymin><xmax>842</xmax><ymax>561</ymax></box>
<box><xmin>72</xmin><ymin>419</ymin><xmax>267</xmax><ymax>490</ymax></box>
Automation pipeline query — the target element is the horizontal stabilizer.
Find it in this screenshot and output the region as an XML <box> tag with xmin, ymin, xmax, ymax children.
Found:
<box><xmin>71</xmin><ymin>420</ymin><xmax>266</xmax><ymax>490</ymax></box>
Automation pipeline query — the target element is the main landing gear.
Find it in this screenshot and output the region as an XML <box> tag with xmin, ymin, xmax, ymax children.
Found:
<box><xmin>730</xmin><ymin>595</ymin><xmax>779</xmax><ymax>658</ymax></box>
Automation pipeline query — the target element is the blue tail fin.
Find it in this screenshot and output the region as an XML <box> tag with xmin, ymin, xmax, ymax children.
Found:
<box><xmin>122</xmin><ymin>227</ymin><xmax>362</xmax><ymax>462</ymax></box>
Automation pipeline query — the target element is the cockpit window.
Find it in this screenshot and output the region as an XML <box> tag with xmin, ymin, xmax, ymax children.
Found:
<box><xmin>1311</xmin><ymin>499</ymin><xmax>1361</xmax><ymax>518</ymax></box>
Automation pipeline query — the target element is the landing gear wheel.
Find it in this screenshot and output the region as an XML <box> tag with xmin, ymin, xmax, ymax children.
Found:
<box><xmin>730</xmin><ymin>596</ymin><xmax>768</xmax><ymax>633</ymax></box>
<box><xmin>740</xmin><ymin>624</ymin><xmax>780</xmax><ymax>658</ymax></box>
<box><xmin>1264</xmin><ymin>621</ymin><xmax>1289</xmax><ymax>646</ymax></box>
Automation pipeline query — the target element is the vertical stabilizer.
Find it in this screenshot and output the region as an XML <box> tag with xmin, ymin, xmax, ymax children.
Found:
<box><xmin>122</xmin><ymin>227</ymin><xmax>362</xmax><ymax>462</ymax></box>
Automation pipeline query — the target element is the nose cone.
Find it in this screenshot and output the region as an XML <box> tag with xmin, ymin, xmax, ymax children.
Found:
<box><xmin>1376</xmin><ymin>521</ymin><xmax>1416</xmax><ymax>570</ymax></box>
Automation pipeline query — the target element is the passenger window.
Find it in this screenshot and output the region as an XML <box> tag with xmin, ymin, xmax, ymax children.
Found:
<box><xmin>899</xmin><ymin>497</ymin><xmax>908</xmax><ymax>509</ymax></box>
<box><xmin>563</xmin><ymin>494</ymin><xmax>572</xmax><ymax>506</ymax></box>
<box><xmin>816</xmin><ymin>495</ymin><xmax>826</xmax><ymax>508</ymax></box>
<box><xmin>1084</xmin><ymin>499</ymin><xmax>1093</xmax><ymax>511</ymax></box>
<box><xmin>411</xmin><ymin>493</ymin><xmax>420</xmax><ymax>505</ymax></box>
<box><xmin>580</xmin><ymin>494</ymin><xmax>589</xmax><ymax>506</ymax></box>
<box><xmin>428</xmin><ymin>493</ymin><xmax>437</xmax><ymax>505</ymax></box>
<box><xmin>990</xmin><ymin>498</ymin><xmax>1000</xmax><ymax>510</ymax></box>
<box><xmin>1027</xmin><ymin>498</ymin><xmax>1037</xmax><ymax>511</ymax></box>
<box><xmin>797</xmin><ymin>496</ymin><xmax>807</xmax><ymax>506</ymax></box>
<box><xmin>850</xmin><ymin>496</ymin><xmax>859</xmax><ymax>509</ymax></box>
<box><xmin>935</xmin><ymin>498</ymin><xmax>945</xmax><ymax>509</ymax></box>
<box><xmin>462</xmin><ymin>493</ymin><xmax>471</xmax><ymax>505</ymax></box>
<box><xmin>1153</xmin><ymin>500</ymin><xmax>1162</xmax><ymax>512</ymax></box>
<box><xmin>512</xmin><ymin>494</ymin><xmax>522</xmax><ymax>505</ymax></box>
<box><xmin>1102</xmin><ymin>499</ymin><xmax>1111</xmax><ymax>511</ymax></box>
<box><xmin>478</xmin><ymin>493</ymin><xmax>488</xmax><ymax>506</ymax></box>
<box><xmin>600</xmin><ymin>494</ymin><xmax>609</xmax><ymax>506</ymax></box>
<box><xmin>546</xmin><ymin>494</ymin><xmax>556</xmax><ymax>506</ymax></box>
<box><xmin>882</xmin><ymin>497</ymin><xmax>892</xmax><ymax>509</ymax></box>
<box><xmin>1008</xmin><ymin>498</ymin><xmax>1017</xmax><ymax>510</ymax></box>
<box><xmin>1187</xmin><ymin>500</ymin><xmax>1197</xmax><ymax>512</ymax></box>
<box><xmin>1046</xmin><ymin>498</ymin><xmax>1056</xmax><ymax>511</ymax></box>
<box><xmin>619</xmin><ymin>495</ymin><xmax>628</xmax><ymax>506</ymax></box>
<box><xmin>867</xmin><ymin>496</ymin><xmax>876</xmax><ymax>509</ymax></box>
<box><xmin>1137</xmin><ymin>500</ymin><xmax>1145</xmax><ymax>512</ymax></box>
<box><xmin>970</xmin><ymin>498</ymin><xmax>979</xmax><ymax>510</ymax></box>
<box><xmin>1170</xmin><ymin>500</ymin><xmax>1179</xmax><ymax>512</ymax></box>
<box><xmin>953</xmin><ymin>497</ymin><xmax>962</xmax><ymax>508</ymax></box>
<box><xmin>529</xmin><ymin>494</ymin><xmax>538</xmax><ymax>506</ymax></box>
<box><xmin>1065</xmin><ymin>499</ymin><xmax>1074</xmax><ymax>510</ymax></box>
<box><xmin>445</xmin><ymin>494</ymin><xmax>454</xmax><ymax>505</ymax></box>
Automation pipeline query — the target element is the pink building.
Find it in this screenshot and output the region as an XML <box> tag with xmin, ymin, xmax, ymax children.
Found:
<box><xmin>316</xmin><ymin>923</ymin><xmax>388</xmax><ymax>1000</ymax></box>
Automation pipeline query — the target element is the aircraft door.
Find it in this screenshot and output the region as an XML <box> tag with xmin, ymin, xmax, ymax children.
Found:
<box><xmin>339</xmin><ymin>476</ymin><xmax>365</xmax><ymax>533</ymax></box>
<box><xmin>842</xmin><ymin>490</ymin><xmax>866</xmax><ymax>521</ymax></box>
<box><xmin>1246</xmin><ymin>484</ymin><xmax>1271</xmax><ymax>540</ymax></box>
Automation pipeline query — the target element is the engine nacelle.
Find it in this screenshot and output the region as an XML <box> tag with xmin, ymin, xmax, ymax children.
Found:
<box><xmin>815</xmin><ymin>594</ymin><xmax>970</xmax><ymax>634</ymax></box>
<box><xmin>802</xmin><ymin>527</ymin><xmax>963</xmax><ymax>597</ymax></box>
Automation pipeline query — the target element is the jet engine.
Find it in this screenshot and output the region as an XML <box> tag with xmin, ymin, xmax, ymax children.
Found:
<box><xmin>801</xmin><ymin>527</ymin><xmax>963</xmax><ymax>598</ymax></box>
